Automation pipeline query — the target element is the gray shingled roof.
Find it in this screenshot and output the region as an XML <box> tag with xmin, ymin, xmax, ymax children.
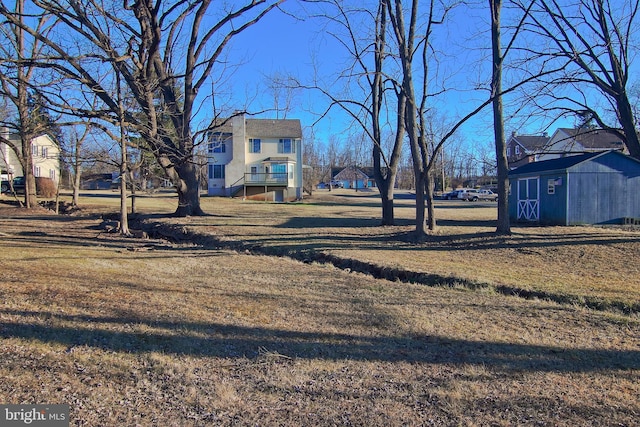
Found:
<box><xmin>508</xmin><ymin>151</ymin><xmax>604</xmax><ymax>176</ymax></box>
<box><xmin>513</xmin><ymin>135</ymin><xmax>549</xmax><ymax>151</ymax></box>
<box><xmin>557</xmin><ymin>128</ymin><xmax>624</xmax><ymax>149</ymax></box>
<box><xmin>246</xmin><ymin>119</ymin><xmax>302</xmax><ymax>138</ymax></box>
<box><xmin>211</xmin><ymin>117</ymin><xmax>302</xmax><ymax>138</ymax></box>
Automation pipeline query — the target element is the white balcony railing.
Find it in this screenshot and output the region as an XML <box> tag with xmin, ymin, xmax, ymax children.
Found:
<box><xmin>245</xmin><ymin>172</ymin><xmax>288</xmax><ymax>185</ymax></box>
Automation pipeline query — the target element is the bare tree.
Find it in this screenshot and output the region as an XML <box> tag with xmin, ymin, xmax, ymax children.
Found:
<box><xmin>385</xmin><ymin>0</ymin><xmax>531</xmax><ymax>237</ymax></box>
<box><xmin>64</xmin><ymin>124</ymin><xmax>92</xmax><ymax>207</ymax></box>
<box><xmin>516</xmin><ymin>0</ymin><xmax>640</xmax><ymax>159</ymax></box>
<box><xmin>290</xmin><ymin>0</ymin><xmax>405</xmax><ymax>225</ymax></box>
<box><xmin>0</xmin><ymin>0</ymin><xmax>58</xmax><ymax>208</ymax></box>
<box><xmin>1</xmin><ymin>0</ymin><xmax>284</xmax><ymax>216</ymax></box>
<box><xmin>267</xmin><ymin>72</ymin><xmax>298</xmax><ymax>120</ymax></box>
<box><xmin>385</xmin><ymin>0</ymin><xmax>463</xmax><ymax>236</ymax></box>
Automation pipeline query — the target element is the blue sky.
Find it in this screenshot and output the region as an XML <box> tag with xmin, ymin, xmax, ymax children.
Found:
<box><xmin>225</xmin><ymin>4</ymin><xmax>352</xmax><ymax>142</ymax></box>
<box><xmin>221</xmin><ymin>2</ymin><xmax>575</xmax><ymax>157</ymax></box>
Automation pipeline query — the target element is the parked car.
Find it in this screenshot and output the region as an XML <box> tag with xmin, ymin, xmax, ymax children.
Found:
<box><xmin>330</xmin><ymin>180</ymin><xmax>344</xmax><ymax>188</ymax></box>
<box><xmin>442</xmin><ymin>189</ymin><xmax>462</xmax><ymax>200</ymax></box>
<box><xmin>0</xmin><ymin>176</ymin><xmax>25</xmax><ymax>194</ymax></box>
<box><xmin>477</xmin><ymin>189</ymin><xmax>498</xmax><ymax>201</ymax></box>
<box><xmin>457</xmin><ymin>188</ymin><xmax>480</xmax><ymax>201</ymax></box>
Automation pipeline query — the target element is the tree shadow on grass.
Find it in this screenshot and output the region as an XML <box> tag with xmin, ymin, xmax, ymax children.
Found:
<box><xmin>1</xmin><ymin>309</ymin><xmax>638</xmax><ymax>373</ymax></box>
<box><xmin>277</xmin><ymin>217</ymin><xmax>415</xmax><ymax>229</ymax></box>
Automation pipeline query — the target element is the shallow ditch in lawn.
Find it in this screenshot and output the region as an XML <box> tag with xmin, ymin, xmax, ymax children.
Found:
<box><xmin>137</xmin><ymin>219</ymin><xmax>639</xmax><ymax>316</ymax></box>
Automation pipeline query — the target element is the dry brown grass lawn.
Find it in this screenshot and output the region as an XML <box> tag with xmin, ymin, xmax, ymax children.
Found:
<box><xmin>0</xmin><ymin>191</ymin><xmax>638</xmax><ymax>426</ymax></box>
<box><xmin>175</xmin><ymin>189</ymin><xmax>640</xmax><ymax>312</ymax></box>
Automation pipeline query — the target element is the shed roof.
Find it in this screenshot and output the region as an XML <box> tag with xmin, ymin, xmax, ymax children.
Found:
<box><xmin>508</xmin><ymin>151</ymin><xmax>604</xmax><ymax>176</ymax></box>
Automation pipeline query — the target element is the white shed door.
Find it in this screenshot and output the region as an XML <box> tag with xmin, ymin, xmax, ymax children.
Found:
<box><xmin>517</xmin><ymin>177</ymin><xmax>540</xmax><ymax>221</ymax></box>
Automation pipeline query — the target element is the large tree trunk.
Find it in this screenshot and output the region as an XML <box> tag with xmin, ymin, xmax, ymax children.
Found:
<box><xmin>119</xmin><ymin>171</ymin><xmax>130</xmax><ymax>236</ymax></box>
<box><xmin>16</xmin><ymin>0</ymin><xmax>35</xmax><ymax>209</ymax></box>
<box><xmin>118</xmin><ymin>141</ymin><xmax>130</xmax><ymax>236</ymax></box>
<box><xmin>172</xmin><ymin>162</ymin><xmax>204</xmax><ymax>217</ymax></box>
<box><xmin>490</xmin><ymin>0</ymin><xmax>511</xmax><ymax>235</ymax></box>
<box><xmin>425</xmin><ymin>172</ymin><xmax>436</xmax><ymax>231</ymax></box>
<box><xmin>380</xmin><ymin>194</ymin><xmax>394</xmax><ymax>225</ymax></box>
<box><xmin>373</xmin><ymin>144</ymin><xmax>397</xmax><ymax>226</ymax></box>
<box><xmin>413</xmin><ymin>171</ymin><xmax>428</xmax><ymax>238</ymax></box>
<box><xmin>373</xmin><ymin>88</ymin><xmax>405</xmax><ymax>227</ymax></box>
<box><xmin>617</xmin><ymin>95</ymin><xmax>640</xmax><ymax>160</ymax></box>
<box><xmin>378</xmin><ymin>175</ymin><xmax>396</xmax><ymax>226</ymax></box>
<box><xmin>21</xmin><ymin>139</ymin><xmax>36</xmax><ymax>209</ymax></box>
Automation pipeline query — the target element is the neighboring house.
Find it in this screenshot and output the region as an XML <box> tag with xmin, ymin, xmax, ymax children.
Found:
<box><xmin>508</xmin><ymin>150</ymin><xmax>640</xmax><ymax>225</ymax></box>
<box><xmin>506</xmin><ymin>133</ymin><xmax>550</xmax><ymax>168</ymax></box>
<box><xmin>507</xmin><ymin>128</ymin><xmax>626</xmax><ymax>169</ymax></box>
<box><xmin>0</xmin><ymin>131</ymin><xmax>60</xmax><ymax>186</ymax></box>
<box><xmin>81</xmin><ymin>173</ymin><xmax>118</xmax><ymax>190</ymax></box>
<box><xmin>542</xmin><ymin>128</ymin><xmax>626</xmax><ymax>160</ymax></box>
<box><xmin>207</xmin><ymin>114</ymin><xmax>303</xmax><ymax>201</ymax></box>
<box><xmin>331</xmin><ymin>166</ymin><xmax>377</xmax><ymax>189</ymax></box>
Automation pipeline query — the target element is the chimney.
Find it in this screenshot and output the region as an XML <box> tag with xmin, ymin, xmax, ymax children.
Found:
<box><xmin>232</xmin><ymin>111</ymin><xmax>245</xmax><ymax>137</ymax></box>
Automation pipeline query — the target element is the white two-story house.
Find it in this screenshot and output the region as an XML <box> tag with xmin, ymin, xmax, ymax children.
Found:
<box><xmin>207</xmin><ymin>114</ymin><xmax>303</xmax><ymax>201</ymax></box>
<box><xmin>1</xmin><ymin>130</ymin><xmax>60</xmax><ymax>185</ymax></box>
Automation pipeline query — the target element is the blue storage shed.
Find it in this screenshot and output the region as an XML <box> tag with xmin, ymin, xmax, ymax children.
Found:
<box><xmin>508</xmin><ymin>151</ymin><xmax>640</xmax><ymax>225</ymax></box>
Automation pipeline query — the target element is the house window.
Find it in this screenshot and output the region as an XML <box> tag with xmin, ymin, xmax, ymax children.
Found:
<box><xmin>506</xmin><ymin>146</ymin><xmax>511</xmax><ymax>157</ymax></box>
<box><xmin>209</xmin><ymin>142</ymin><xmax>226</xmax><ymax>153</ymax></box>
<box><xmin>250</xmin><ymin>166</ymin><xmax>258</xmax><ymax>176</ymax></box>
<box><xmin>272</xmin><ymin>163</ymin><xmax>287</xmax><ymax>182</ymax></box>
<box><xmin>278</xmin><ymin>138</ymin><xmax>294</xmax><ymax>154</ymax></box>
<box><xmin>34</xmin><ymin>166</ymin><xmax>41</xmax><ymax>177</ymax></box>
<box><xmin>249</xmin><ymin>138</ymin><xmax>261</xmax><ymax>153</ymax></box>
<box><xmin>208</xmin><ymin>164</ymin><xmax>225</xmax><ymax>179</ymax></box>
<box><xmin>32</xmin><ymin>145</ymin><xmax>39</xmax><ymax>156</ymax></box>
<box><xmin>515</xmin><ymin>145</ymin><xmax>520</xmax><ymax>155</ymax></box>
<box><xmin>208</xmin><ymin>132</ymin><xmax>230</xmax><ymax>153</ymax></box>
<box><xmin>42</xmin><ymin>147</ymin><xmax>48</xmax><ymax>158</ymax></box>
<box><xmin>49</xmin><ymin>169</ymin><xmax>56</xmax><ymax>180</ymax></box>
